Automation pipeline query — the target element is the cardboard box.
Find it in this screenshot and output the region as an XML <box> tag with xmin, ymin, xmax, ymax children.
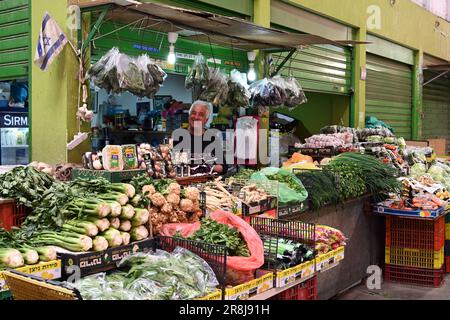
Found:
<box><xmin>224</xmin><ymin>272</ymin><xmax>274</xmax><ymax>300</ymax></box>
<box><xmin>428</xmin><ymin>139</ymin><xmax>447</xmax><ymax>156</ymax></box>
<box><xmin>0</xmin><ymin>260</ymin><xmax>61</xmax><ymax>293</ymax></box>
<box><xmin>315</xmin><ymin>247</ymin><xmax>345</xmax><ymax>272</ymax></box>
<box><xmin>59</xmin><ymin>239</ymin><xmax>156</xmax><ymax>280</ymax></box>
<box><xmin>275</xmin><ymin>260</ymin><xmax>315</xmax><ymax>288</ymax></box>
<box><xmin>196</xmin><ymin>290</ymin><xmax>223</xmax><ymax>300</ymax></box>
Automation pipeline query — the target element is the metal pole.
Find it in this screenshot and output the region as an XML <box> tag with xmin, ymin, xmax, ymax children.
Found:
<box><xmin>423</xmin><ymin>70</ymin><xmax>450</xmax><ymax>86</ymax></box>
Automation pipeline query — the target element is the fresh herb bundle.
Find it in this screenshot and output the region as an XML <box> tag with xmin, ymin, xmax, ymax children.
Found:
<box><xmin>329</xmin><ymin>153</ymin><xmax>401</xmax><ymax>201</ymax></box>
<box><xmin>298</xmin><ymin>170</ymin><xmax>340</xmax><ymax>210</ymax></box>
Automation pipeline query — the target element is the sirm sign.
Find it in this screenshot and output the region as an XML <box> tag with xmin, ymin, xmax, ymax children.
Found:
<box><xmin>0</xmin><ymin>113</ymin><xmax>28</xmax><ymax>128</ymax></box>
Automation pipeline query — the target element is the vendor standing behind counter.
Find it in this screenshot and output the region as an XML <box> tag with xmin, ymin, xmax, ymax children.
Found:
<box><xmin>173</xmin><ymin>100</ymin><xmax>231</xmax><ymax>176</ymax></box>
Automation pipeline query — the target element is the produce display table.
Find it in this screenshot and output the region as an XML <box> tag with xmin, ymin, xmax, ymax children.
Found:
<box><xmin>285</xmin><ymin>195</ymin><xmax>385</xmax><ymax>300</ymax></box>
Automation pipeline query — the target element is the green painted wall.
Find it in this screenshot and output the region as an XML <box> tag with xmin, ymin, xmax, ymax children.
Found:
<box><xmin>272</xmin><ymin>92</ymin><xmax>350</xmax><ymax>141</ymax></box>
<box><xmin>31</xmin><ymin>0</ymin><xmax>89</xmax><ymax>164</ymax></box>
<box><xmin>284</xmin><ymin>0</ymin><xmax>450</xmax><ymax>62</ymax></box>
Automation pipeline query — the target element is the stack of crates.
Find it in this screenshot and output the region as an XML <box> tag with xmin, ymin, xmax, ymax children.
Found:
<box><xmin>384</xmin><ymin>215</ymin><xmax>445</xmax><ymax>287</ymax></box>
<box><xmin>445</xmin><ymin>214</ymin><xmax>450</xmax><ymax>273</ymax></box>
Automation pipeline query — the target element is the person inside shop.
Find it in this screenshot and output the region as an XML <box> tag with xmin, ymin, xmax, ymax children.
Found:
<box><xmin>173</xmin><ymin>100</ymin><xmax>229</xmax><ymax>175</ymax></box>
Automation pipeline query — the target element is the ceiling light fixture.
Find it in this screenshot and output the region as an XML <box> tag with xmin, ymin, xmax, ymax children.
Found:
<box><xmin>247</xmin><ymin>51</ymin><xmax>257</xmax><ymax>82</ymax></box>
<box><xmin>167</xmin><ymin>32</ymin><xmax>178</xmax><ymax>65</ymax></box>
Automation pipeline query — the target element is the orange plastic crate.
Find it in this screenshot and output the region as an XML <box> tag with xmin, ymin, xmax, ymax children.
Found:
<box><xmin>386</xmin><ymin>215</ymin><xmax>444</xmax><ymax>251</ymax></box>
<box><xmin>270</xmin><ymin>276</ymin><xmax>317</xmax><ymax>300</ymax></box>
<box><xmin>0</xmin><ymin>200</ymin><xmax>28</xmax><ymax>230</ymax></box>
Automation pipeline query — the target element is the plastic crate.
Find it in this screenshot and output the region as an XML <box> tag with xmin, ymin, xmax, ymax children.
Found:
<box><xmin>386</xmin><ymin>215</ymin><xmax>445</xmax><ymax>251</ymax></box>
<box><xmin>445</xmin><ymin>223</ymin><xmax>450</xmax><ymax>241</ymax></box>
<box><xmin>446</xmin><ymin>256</ymin><xmax>450</xmax><ymax>273</ymax></box>
<box><xmin>385</xmin><ymin>246</ymin><xmax>444</xmax><ymax>270</ymax></box>
<box><xmin>384</xmin><ymin>264</ymin><xmax>444</xmax><ymax>288</ymax></box>
<box><xmin>0</xmin><ymin>200</ymin><xmax>28</xmax><ymax>231</ymax></box>
<box><xmin>270</xmin><ymin>276</ymin><xmax>317</xmax><ymax>300</ymax></box>
<box><xmin>249</xmin><ymin>217</ymin><xmax>315</xmax><ymax>272</ymax></box>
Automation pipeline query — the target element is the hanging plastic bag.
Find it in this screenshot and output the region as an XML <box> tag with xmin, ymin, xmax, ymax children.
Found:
<box><xmin>116</xmin><ymin>54</ymin><xmax>145</xmax><ymax>94</ymax></box>
<box><xmin>160</xmin><ymin>210</ymin><xmax>265</xmax><ymax>286</ymax></box>
<box><xmin>284</xmin><ymin>76</ymin><xmax>307</xmax><ymax>108</ymax></box>
<box><xmin>186</xmin><ymin>52</ymin><xmax>209</xmax><ymax>100</ymax></box>
<box><xmin>226</xmin><ymin>69</ymin><xmax>250</xmax><ymax>108</ymax></box>
<box><xmin>249</xmin><ymin>77</ymin><xmax>286</xmax><ymax>107</ymax></box>
<box><xmin>200</xmin><ymin>68</ymin><xmax>229</xmax><ymax>105</ymax></box>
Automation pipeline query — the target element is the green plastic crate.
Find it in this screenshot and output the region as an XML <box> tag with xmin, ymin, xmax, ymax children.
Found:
<box><xmin>71</xmin><ymin>168</ymin><xmax>147</xmax><ymax>183</ymax></box>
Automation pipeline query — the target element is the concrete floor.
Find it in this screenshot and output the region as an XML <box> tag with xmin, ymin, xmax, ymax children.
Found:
<box><xmin>334</xmin><ymin>276</ymin><xmax>450</xmax><ymax>300</ymax></box>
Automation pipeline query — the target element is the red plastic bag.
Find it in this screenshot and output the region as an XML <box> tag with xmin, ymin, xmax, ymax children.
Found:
<box><xmin>160</xmin><ymin>210</ymin><xmax>264</xmax><ymax>286</ymax></box>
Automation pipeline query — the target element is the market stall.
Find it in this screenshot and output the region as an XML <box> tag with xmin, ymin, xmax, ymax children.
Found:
<box><xmin>2</xmin><ymin>0</ymin><xmax>449</xmax><ymax>302</ymax></box>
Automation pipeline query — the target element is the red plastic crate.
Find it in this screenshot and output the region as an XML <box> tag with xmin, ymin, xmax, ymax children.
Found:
<box><xmin>270</xmin><ymin>276</ymin><xmax>317</xmax><ymax>300</ymax></box>
<box><xmin>446</xmin><ymin>257</ymin><xmax>450</xmax><ymax>274</ymax></box>
<box><xmin>0</xmin><ymin>200</ymin><xmax>28</xmax><ymax>230</ymax></box>
<box><xmin>386</xmin><ymin>215</ymin><xmax>445</xmax><ymax>251</ymax></box>
<box><xmin>384</xmin><ymin>264</ymin><xmax>444</xmax><ymax>288</ymax></box>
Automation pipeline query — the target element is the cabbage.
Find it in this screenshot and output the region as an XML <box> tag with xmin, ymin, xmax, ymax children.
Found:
<box><xmin>410</xmin><ymin>163</ymin><xmax>427</xmax><ymax>179</ymax></box>
<box><xmin>428</xmin><ymin>165</ymin><xmax>445</xmax><ymax>177</ymax></box>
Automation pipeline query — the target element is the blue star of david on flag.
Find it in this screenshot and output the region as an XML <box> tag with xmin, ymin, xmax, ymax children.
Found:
<box><xmin>34</xmin><ymin>12</ymin><xmax>68</xmax><ymax>71</ymax></box>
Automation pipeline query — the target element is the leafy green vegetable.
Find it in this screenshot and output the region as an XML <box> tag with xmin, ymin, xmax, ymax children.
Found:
<box><xmin>183</xmin><ymin>218</ymin><xmax>250</xmax><ymax>257</ymax></box>
<box><xmin>69</xmin><ymin>248</ymin><xmax>219</xmax><ymax>300</ymax></box>
<box><xmin>0</xmin><ymin>166</ymin><xmax>54</xmax><ymax>207</ymax></box>
<box><xmin>297</xmin><ymin>170</ymin><xmax>340</xmax><ymax>210</ymax></box>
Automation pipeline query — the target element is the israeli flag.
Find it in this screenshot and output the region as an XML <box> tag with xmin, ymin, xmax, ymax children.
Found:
<box><xmin>34</xmin><ymin>12</ymin><xmax>68</xmax><ymax>71</ymax></box>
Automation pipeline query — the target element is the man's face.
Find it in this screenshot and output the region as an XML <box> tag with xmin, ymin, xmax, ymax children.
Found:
<box><xmin>189</xmin><ymin>104</ymin><xmax>209</xmax><ymax>135</ymax></box>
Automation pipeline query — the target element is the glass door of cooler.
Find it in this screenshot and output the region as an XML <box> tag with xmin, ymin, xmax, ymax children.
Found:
<box><xmin>0</xmin><ymin>128</ymin><xmax>29</xmax><ymax>165</ymax></box>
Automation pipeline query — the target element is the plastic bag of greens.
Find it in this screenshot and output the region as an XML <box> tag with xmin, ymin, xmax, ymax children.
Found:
<box><xmin>250</xmin><ymin>167</ymin><xmax>308</xmax><ymax>204</ymax></box>
<box><xmin>88</xmin><ymin>47</ymin><xmax>121</xmax><ymax>94</ymax></box>
<box><xmin>116</xmin><ymin>54</ymin><xmax>145</xmax><ymax>94</ymax></box>
<box><xmin>226</xmin><ymin>69</ymin><xmax>251</xmax><ymax>108</ymax></box>
<box><xmin>284</xmin><ymin>76</ymin><xmax>307</xmax><ymax>108</ymax></box>
<box><xmin>249</xmin><ymin>77</ymin><xmax>286</xmax><ymax>107</ymax></box>
<box><xmin>186</xmin><ymin>53</ymin><xmax>209</xmax><ymax>99</ymax></box>
<box><xmin>200</xmin><ymin>68</ymin><xmax>229</xmax><ymax>106</ymax></box>
<box><xmin>135</xmin><ymin>54</ymin><xmax>155</xmax><ymax>96</ymax></box>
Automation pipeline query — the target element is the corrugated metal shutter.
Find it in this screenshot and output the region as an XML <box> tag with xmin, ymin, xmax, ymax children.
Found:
<box><xmin>272</xmin><ymin>45</ymin><xmax>352</xmax><ymax>95</ymax></box>
<box><xmin>423</xmin><ymin>73</ymin><xmax>450</xmax><ymax>154</ymax></box>
<box><xmin>0</xmin><ymin>0</ymin><xmax>29</xmax><ymax>80</ymax></box>
<box><xmin>366</xmin><ymin>54</ymin><xmax>413</xmax><ymax>139</ymax></box>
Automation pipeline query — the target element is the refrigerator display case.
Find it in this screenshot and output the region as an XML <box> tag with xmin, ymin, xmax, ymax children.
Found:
<box><xmin>0</xmin><ymin>111</ymin><xmax>29</xmax><ymax>165</ymax></box>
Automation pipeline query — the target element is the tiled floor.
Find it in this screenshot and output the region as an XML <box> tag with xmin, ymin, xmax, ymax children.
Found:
<box><xmin>334</xmin><ymin>276</ymin><xmax>450</xmax><ymax>300</ymax></box>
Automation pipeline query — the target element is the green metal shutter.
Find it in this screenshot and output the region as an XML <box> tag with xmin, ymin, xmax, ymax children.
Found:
<box><xmin>272</xmin><ymin>45</ymin><xmax>352</xmax><ymax>95</ymax></box>
<box><xmin>91</xmin><ymin>22</ymin><xmax>247</xmax><ymax>75</ymax></box>
<box><xmin>366</xmin><ymin>54</ymin><xmax>413</xmax><ymax>139</ymax></box>
<box><xmin>423</xmin><ymin>73</ymin><xmax>450</xmax><ymax>154</ymax></box>
<box><xmin>0</xmin><ymin>0</ymin><xmax>29</xmax><ymax>80</ymax></box>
